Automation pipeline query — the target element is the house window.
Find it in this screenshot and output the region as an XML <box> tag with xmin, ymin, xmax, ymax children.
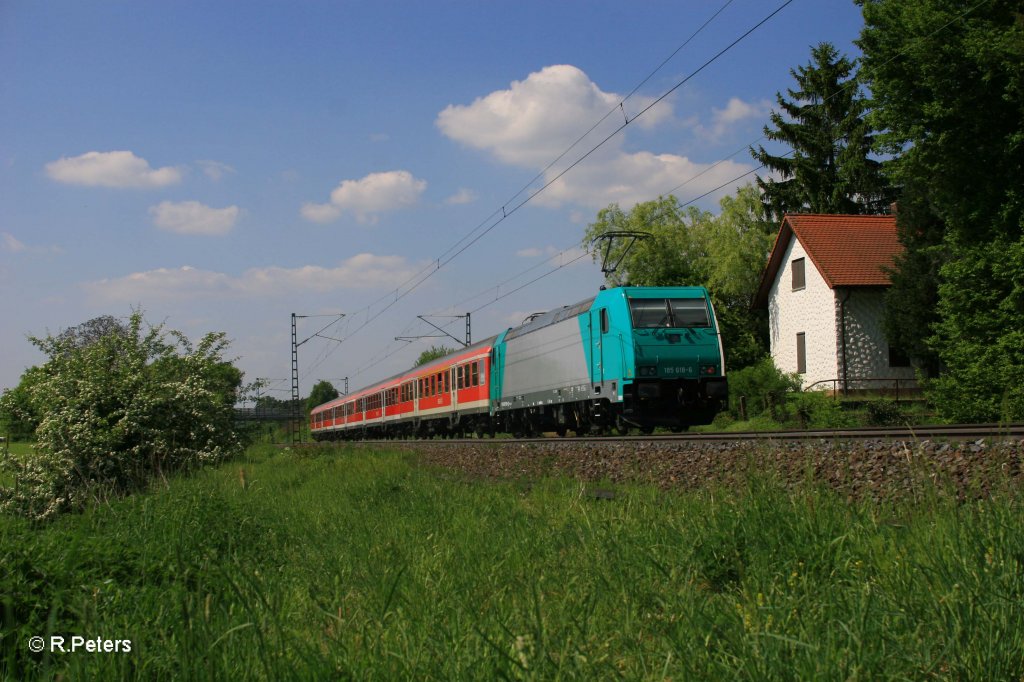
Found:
<box><xmin>792</xmin><ymin>258</ymin><xmax>806</xmax><ymax>291</ymax></box>
<box><xmin>796</xmin><ymin>332</ymin><xmax>806</xmax><ymax>374</ymax></box>
<box><xmin>889</xmin><ymin>345</ymin><xmax>911</xmax><ymax>368</ymax></box>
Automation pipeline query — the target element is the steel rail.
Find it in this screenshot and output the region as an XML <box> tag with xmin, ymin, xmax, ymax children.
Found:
<box><xmin>310</xmin><ymin>423</ymin><xmax>1024</xmax><ymax>447</ymax></box>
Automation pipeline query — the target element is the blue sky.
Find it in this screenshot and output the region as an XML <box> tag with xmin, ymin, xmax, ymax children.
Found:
<box><xmin>1</xmin><ymin>0</ymin><xmax>865</xmax><ymax>400</ymax></box>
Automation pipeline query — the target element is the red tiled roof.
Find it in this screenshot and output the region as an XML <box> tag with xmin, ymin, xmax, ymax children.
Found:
<box><xmin>753</xmin><ymin>214</ymin><xmax>903</xmax><ymax>308</ymax></box>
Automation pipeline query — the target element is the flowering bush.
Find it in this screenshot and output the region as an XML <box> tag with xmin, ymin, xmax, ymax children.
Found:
<box><xmin>0</xmin><ymin>312</ymin><xmax>243</xmax><ymax>520</ymax></box>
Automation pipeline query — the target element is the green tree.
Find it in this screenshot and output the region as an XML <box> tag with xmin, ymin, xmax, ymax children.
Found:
<box><xmin>584</xmin><ymin>197</ymin><xmax>712</xmax><ymax>288</ymax></box>
<box><xmin>752</xmin><ymin>42</ymin><xmax>891</xmax><ymax>222</ymax></box>
<box><xmin>701</xmin><ymin>186</ymin><xmax>775</xmax><ymax>368</ymax></box>
<box><xmin>414</xmin><ymin>345</ymin><xmax>456</xmax><ymax>367</ymax></box>
<box><xmin>54</xmin><ymin>314</ymin><xmax>129</xmax><ymax>350</ymax></box>
<box><xmin>927</xmin><ymin>240</ymin><xmax>1024</xmax><ymax>421</ymax></box>
<box><xmin>857</xmin><ymin>0</ymin><xmax>1024</xmax><ymax>420</ymax></box>
<box><xmin>307</xmin><ymin>379</ymin><xmax>340</xmax><ymax>412</ymax></box>
<box><xmin>0</xmin><ymin>366</ymin><xmax>45</xmax><ymax>440</ymax></box>
<box><xmin>584</xmin><ymin>185</ymin><xmax>774</xmax><ymax>369</ymax></box>
<box><xmin>0</xmin><ymin>311</ymin><xmax>244</xmax><ymax>520</ymax></box>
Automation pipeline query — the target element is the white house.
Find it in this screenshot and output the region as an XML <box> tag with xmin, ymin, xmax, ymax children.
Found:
<box><xmin>753</xmin><ymin>214</ymin><xmax>917</xmax><ymax>393</ymax></box>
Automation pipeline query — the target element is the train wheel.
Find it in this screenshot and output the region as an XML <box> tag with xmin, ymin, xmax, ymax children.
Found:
<box><xmin>615</xmin><ymin>416</ymin><xmax>631</xmax><ymax>437</ymax></box>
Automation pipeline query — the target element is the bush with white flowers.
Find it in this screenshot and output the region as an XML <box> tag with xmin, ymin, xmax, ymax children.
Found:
<box><xmin>0</xmin><ymin>312</ymin><xmax>243</xmax><ymax>520</ymax></box>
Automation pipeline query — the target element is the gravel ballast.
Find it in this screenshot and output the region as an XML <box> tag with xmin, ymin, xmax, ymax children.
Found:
<box><xmin>390</xmin><ymin>437</ymin><xmax>1024</xmax><ymax>501</ymax></box>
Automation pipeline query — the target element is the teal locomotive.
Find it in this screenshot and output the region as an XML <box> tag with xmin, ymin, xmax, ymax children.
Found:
<box><xmin>310</xmin><ymin>286</ymin><xmax>727</xmax><ymax>439</ymax></box>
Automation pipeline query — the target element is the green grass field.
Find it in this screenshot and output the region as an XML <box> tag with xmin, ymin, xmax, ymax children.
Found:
<box><xmin>0</xmin><ymin>442</ymin><xmax>34</xmax><ymax>488</ymax></box>
<box><xmin>2</xmin><ymin>443</ymin><xmax>1023</xmax><ymax>679</ymax></box>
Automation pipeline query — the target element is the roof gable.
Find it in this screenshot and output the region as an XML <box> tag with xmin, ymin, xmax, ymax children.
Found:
<box><xmin>754</xmin><ymin>214</ymin><xmax>902</xmax><ymax>308</ymax></box>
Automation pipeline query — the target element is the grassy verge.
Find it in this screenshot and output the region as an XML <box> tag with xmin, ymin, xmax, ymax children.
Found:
<box><xmin>0</xmin><ymin>442</ymin><xmax>35</xmax><ymax>487</ymax></box>
<box><xmin>2</xmin><ymin>443</ymin><xmax>1023</xmax><ymax>679</ymax></box>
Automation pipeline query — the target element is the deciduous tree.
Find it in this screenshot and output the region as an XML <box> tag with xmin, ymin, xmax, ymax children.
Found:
<box><xmin>857</xmin><ymin>0</ymin><xmax>1024</xmax><ymax>420</ymax></box>
<box><xmin>414</xmin><ymin>346</ymin><xmax>455</xmax><ymax>367</ymax></box>
<box><xmin>583</xmin><ymin>185</ymin><xmax>774</xmax><ymax>369</ymax></box>
<box><xmin>0</xmin><ymin>311</ymin><xmax>245</xmax><ymax>520</ymax></box>
<box><xmin>307</xmin><ymin>380</ymin><xmax>340</xmax><ymax>412</ymax></box>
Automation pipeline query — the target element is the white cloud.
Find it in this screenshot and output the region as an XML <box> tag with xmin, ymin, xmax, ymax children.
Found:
<box><xmin>523</xmin><ymin>245</ymin><xmax>589</xmax><ymax>267</ymax></box>
<box><xmin>515</xmin><ymin>247</ymin><xmax>545</xmax><ymax>258</ymax></box>
<box><xmin>150</xmin><ymin>201</ymin><xmax>240</xmax><ymax>236</ymax></box>
<box><xmin>536</xmin><ymin>149</ymin><xmax>753</xmax><ymax>209</ymax></box>
<box><xmin>437</xmin><ymin>65</ymin><xmax>752</xmax><ymax>210</ymax></box>
<box><xmin>45</xmin><ymin>151</ymin><xmax>183</xmax><ymax>188</ymax></box>
<box><xmin>300</xmin><ymin>202</ymin><xmax>343</xmax><ymax>223</ymax></box>
<box><xmin>1</xmin><ymin>232</ymin><xmax>63</xmax><ymax>255</ymax></box>
<box><xmin>301</xmin><ymin>170</ymin><xmax>427</xmax><ymax>224</ymax></box>
<box><xmin>696</xmin><ymin>97</ymin><xmax>771</xmax><ymax>142</ymax></box>
<box><xmin>444</xmin><ymin>188</ymin><xmax>477</xmax><ymax>205</ymax></box>
<box><xmin>86</xmin><ymin>253</ymin><xmax>419</xmax><ymax>302</ymax></box>
<box><xmin>197</xmin><ymin>160</ymin><xmax>236</xmax><ymax>182</ymax></box>
<box><xmin>437</xmin><ymin>65</ymin><xmax>669</xmax><ymax>168</ymax></box>
<box><xmin>2</xmin><ymin>232</ymin><xmax>26</xmax><ymax>253</ymax></box>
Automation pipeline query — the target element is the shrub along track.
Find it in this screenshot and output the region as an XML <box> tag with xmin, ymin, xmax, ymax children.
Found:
<box><xmin>373</xmin><ymin>425</ymin><xmax>1024</xmax><ymax>502</ymax></box>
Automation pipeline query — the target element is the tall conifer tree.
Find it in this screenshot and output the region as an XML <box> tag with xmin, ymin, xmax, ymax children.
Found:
<box><xmin>752</xmin><ymin>42</ymin><xmax>890</xmax><ymax>223</ymax></box>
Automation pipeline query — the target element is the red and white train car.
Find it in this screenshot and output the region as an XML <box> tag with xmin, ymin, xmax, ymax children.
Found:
<box><xmin>309</xmin><ymin>337</ymin><xmax>495</xmax><ymax>440</ymax></box>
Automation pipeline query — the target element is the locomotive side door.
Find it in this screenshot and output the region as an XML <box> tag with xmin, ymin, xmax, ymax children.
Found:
<box><xmin>589</xmin><ymin>308</ymin><xmax>605</xmax><ymax>389</ymax></box>
<box><xmin>489</xmin><ymin>347</ymin><xmax>503</xmax><ymax>413</ymax></box>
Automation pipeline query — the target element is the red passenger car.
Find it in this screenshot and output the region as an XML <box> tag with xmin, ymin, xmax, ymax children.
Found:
<box><xmin>310</xmin><ymin>338</ymin><xmax>494</xmax><ymax>440</ymax></box>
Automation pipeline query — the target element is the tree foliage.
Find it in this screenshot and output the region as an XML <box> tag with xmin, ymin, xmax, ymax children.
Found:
<box><xmin>414</xmin><ymin>346</ymin><xmax>456</xmax><ymax>367</ymax></box>
<box><xmin>307</xmin><ymin>380</ymin><xmax>340</xmax><ymax>412</ymax></box>
<box><xmin>0</xmin><ymin>366</ymin><xmax>45</xmax><ymax>439</ymax></box>
<box><xmin>752</xmin><ymin>42</ymin><xmax>891</xmax><ymax>222</ymax></box>
<box><xmin>927</xmin><ymin>239</ymin><xmax>1024</xmax><ymax>421</ymax></box>
<box><xmin>584</xmin><ymin>185</ymin><xmax>774</xmax><ymax>369</ymax></box>
<box><xmin>586</xmin><ymin>197</ymin><xmax>713</xmax><ymax>289</ymax></box>
<box><xmin>0</xmin><ymin>312</ymin><xmax>245</xmax><ymax>520</ymax></box>
<box><xmin>857</xmin><ymin>0</ymin><xmax>1024</xmax><ymax>420</ymax></box>
<box><xmin>54</xmin><ymin>314</ymin><xmax>130</xmax><ymax>351</ymax></box>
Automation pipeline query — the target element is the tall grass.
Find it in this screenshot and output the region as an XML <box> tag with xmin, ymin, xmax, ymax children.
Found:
<box><xmin>2</xmin><ymin>443</ymin><xmax>1022</xmax><ymax>679</ymax></box>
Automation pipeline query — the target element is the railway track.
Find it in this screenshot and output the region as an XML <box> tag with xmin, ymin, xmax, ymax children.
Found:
<box><xmin>295</xmin><ymin>424</ymin><xmax>1024</xmax><ymax>502</ymax></box>
<box><xmin>309</xmin><ymin>422</ymin><xmax>1024</xmax><ymax>447</ymax></box>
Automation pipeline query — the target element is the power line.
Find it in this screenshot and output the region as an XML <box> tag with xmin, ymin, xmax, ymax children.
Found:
<box><xmin>329</xmin><ymin>0</ymin><xmax>996</xmax><ymax>390</ymax></box>
<box><xmin>466</xmin><ymin>0</ymin><xmax>740</xmax><ymax>254</ymax></box>
<box><xmin>345</xmin><ymin>244</ymin><xmax>593</xmax><ymax>380</ymax></box>
<box><xmin>634</xmin><ymin>0</ymin><xmax>991</xmax><ymax>228</ymax></box>
<box><xmin>302</xmin><ymin>0</ymin><xmax>787</xmax><ymax>371</ymax></box>
<box><xmin>299</xmin><ymin>0</ymin><xmax>818</xmax><ymax>387</ymax></box>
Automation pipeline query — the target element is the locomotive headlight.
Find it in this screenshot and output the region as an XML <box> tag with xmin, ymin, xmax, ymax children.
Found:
<box><xmin>701</xmin><ymin>364</ymin><xmax>718</xmax><ymax>376</ymax></box>
<box><xmin>639</xmin><ymin>365</ymin><xmax>657</xmax><ymax>377</ymax></box>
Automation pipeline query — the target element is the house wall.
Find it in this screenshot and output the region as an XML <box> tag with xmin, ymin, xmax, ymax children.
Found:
<box><xmin>768</xmin><ymin>236</ymin><xmax>838</xmax><ymax>389</ymax></box>
<box><xmin>835</xmin><ymin>288</ymin><xmax>917</xmax><ymax>389</ymax></box>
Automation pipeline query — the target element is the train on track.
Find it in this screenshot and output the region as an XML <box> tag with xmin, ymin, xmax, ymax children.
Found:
<box><xmin>310</xmin><ymin>286</ymin><xmax>728</xmax><ymax>439</ymax></box>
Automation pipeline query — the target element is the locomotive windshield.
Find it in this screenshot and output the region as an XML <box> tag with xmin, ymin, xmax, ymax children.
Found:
<box><xmin>628</xmin><ymin>297</ymin><xmax>710</xmax><ymax>329</ymax></box>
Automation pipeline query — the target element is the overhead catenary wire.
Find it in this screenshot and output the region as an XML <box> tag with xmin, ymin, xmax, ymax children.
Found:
<box><xmin>299</xmin><ymin>0</ymin><xmax>796</xmax><ymax>384</ymax></box>
<box><xmin>435</xmin><ymin>0</ymin><xmax>739</xmax><ymax>266</ymax></box>
<box><xmin>387</xmin><ymin>0</ymin><xmax>995</xmax><ymax>378</ymax></box>
<box><xmin>346</xmin><ymin>244</ymin><xmax>594</xmax><ymax>379</ymax></box>
<box><xmin>626</xmin><ymin>0</ymin><xmax>992</xmax><ymax>234</ymax></box>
